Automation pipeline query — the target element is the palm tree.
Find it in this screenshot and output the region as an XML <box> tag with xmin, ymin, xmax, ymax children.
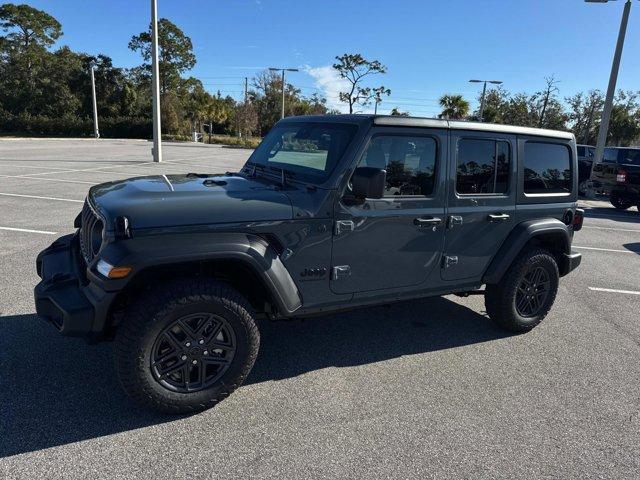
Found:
<box><xmin>439</xmin><ymin>94</ymin><xmax>470</xmax><ymax>120</ymax></box>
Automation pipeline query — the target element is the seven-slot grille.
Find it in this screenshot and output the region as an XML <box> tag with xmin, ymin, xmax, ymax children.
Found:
<box><xmin>79</xmin><ymin>198</ymin><xmax>103</xmax><ymax>265</ymax></box>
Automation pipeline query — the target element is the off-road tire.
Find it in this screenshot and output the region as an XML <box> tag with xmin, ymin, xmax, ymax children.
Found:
<box><xmin>610</xmin><ymin>192</ymin><xmax>631</xmax><ymax>210</ymax></box>
<box><xmin>115</xmin><ymin>278</ymin><xmax>259</xmax><ymax>414</ymax></box>
<box><xmin>485</xmin><ymin>249</ymin><xmax>559</xmax><ymax>333</ymax></box>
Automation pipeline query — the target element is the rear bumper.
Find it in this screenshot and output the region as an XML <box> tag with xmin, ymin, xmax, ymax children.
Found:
<box><xmin>561</xmin><ymin>250</ymin><xmax>582</xmax><ymax>277</ymax></box>
<box><xmin>34</xmin><ymin>233</ymin><xmax>115</xmax><ymax>339</ymax></box>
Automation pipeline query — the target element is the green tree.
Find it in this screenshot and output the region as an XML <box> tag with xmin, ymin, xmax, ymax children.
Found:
<box><xmin>248</xmin><ymin>70</ymin><xmax>328</xmax><ymax>135</ymax></box>
<box><xmin>390</xmin><ymin>107</ymin><xmax>409</xmax><ymax>117</ymax></box>
<box><xmin>566</xmin><ymin>90</ymin><xmax>604</xmax><ymax>144</ymax></box>
<box><xmin>438</xmin><ymin>94</ymin><xmax>470</xmax><ymax>119</ymax></box>
<box><xmin>0</xmin><ymin>3</ymin><xmax>62</xmax><ymax>50</ymax></box>
<box><xmin>128</xmin><ymin>18</ymin><xmax>196</xmax><ymax>95</ymax></box>
<box><xmin>333</xmin><ymin>53</ymin><xmax>390</xmax><ymax>114</ymax></box>
<box><xmin>608</xmin><ymin>90</ymin><xmax>640</xmax><ymax>146</ymax></box>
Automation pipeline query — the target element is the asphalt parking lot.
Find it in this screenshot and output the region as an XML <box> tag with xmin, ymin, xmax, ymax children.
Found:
<box><xmin>1</xmin><ymin>139</ymin><xmax>639</xmax><ymax>479</ymax></box>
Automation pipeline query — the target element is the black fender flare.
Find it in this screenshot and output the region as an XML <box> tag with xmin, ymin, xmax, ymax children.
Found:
<box><xmin>91</xmin><ymin>232</ymin><xmax>302</xmax><ymax>315</ymax></box>
<box><xmin>482</xmin><ymin>219</ymin><xmax>572</xmax><ymax>284</ymax></box>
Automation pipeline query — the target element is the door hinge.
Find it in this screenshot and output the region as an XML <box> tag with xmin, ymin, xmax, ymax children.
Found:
<box><xmin>447</xmin><ymin>215</ymin><xmax>463</xmax><ymax>229</ymax></box>
<box><xmin>332</xmin><ymin>265</ymin><xmax>351</xmax><ymax>280</ymax></box>
<box><xmin>443</xmin><ymin>255</ymin><xmax>458</xmax><ymax>268</ymax></box>
<box><xmin>334</xmin><ymin>220</ymin><xmax>355</xmax><ymax>236</ymax></box>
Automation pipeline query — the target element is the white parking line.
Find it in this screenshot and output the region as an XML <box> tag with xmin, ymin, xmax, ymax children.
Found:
<box><xmin>584</xmin><ymin>212</ymin><xmax>639</xmax><ymax>220</ymax></box>
<box><xmin>0</xmin><ymin>163</ymin><xmax>74</xmax><ymax>171</ymax></box>
<box><xmin>573</xmin><ymin>245</ymin><xmax>637</xmax><ymax>254</ymax></box>
<box><xmin>0</xmin><ymin>192</ymin><xmax>84</xmax><ymax>203</ymax></box>
<box><xmin>0</xmin><ymin>226</ymin><xmax>57</xmax><ymax>235</ymax></box>
<box><xmin>582</xmin><ymin>226</ymin><xmax>640</xmax><ymax>233</ymax></box>
<box><xmin>0</xmin><ymin>174</ymin><xmax>96</xmax><ymax>185</ymax></box>
<box><xmin>589</xmin><ymin>287</ymin><xmax>640</xmax><ymax>296</ymax></box>
<box><xmin>17</xmin><ymin>161</ymin><xmax>154</xmax><ymax>177</ymax></box>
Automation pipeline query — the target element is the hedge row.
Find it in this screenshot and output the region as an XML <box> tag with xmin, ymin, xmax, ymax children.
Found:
<box><xmin>0</xmin><ymin>114</ymin><xmax>152</xmax><ymax>138</ymax></box>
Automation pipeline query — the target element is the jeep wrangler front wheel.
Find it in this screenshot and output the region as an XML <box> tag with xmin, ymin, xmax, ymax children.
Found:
<box><xmin>115</xmin><ymin>278</ymin><xmax>259</xmax><ymax>414</ymax></box>
<box><xmin>485</xmin><ymin>249</ymin><xmax>559</xmax><ymax>333</ymax></box>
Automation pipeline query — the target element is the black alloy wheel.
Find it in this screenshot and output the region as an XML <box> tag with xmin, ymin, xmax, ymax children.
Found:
<box><xmin>151</xmin><ymin>312</ymin><xmax>236</xmax><ymax>393</ymax></box>
<box><xmin>514</xmin><ymin>266</ymin><xmax>551</xmax><ymax>318</ymax></box>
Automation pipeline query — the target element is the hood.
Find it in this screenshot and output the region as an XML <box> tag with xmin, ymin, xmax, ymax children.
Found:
<box><xmin>89</xmin><ymin>173</ymin><xmax>293</xmax><ymax>231</ymax></box>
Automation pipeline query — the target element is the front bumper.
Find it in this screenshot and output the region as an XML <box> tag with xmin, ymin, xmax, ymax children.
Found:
<box><xmin>34</xmin><ymin>233</ymin><xmax>115</xmax><ymax>339</ymax></box>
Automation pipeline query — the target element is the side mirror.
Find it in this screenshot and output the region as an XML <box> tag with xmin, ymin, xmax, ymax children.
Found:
<box><xmin>352</xmin><ymin>167</ymin><xmax>386</xmax><ymax>200</ymax></box>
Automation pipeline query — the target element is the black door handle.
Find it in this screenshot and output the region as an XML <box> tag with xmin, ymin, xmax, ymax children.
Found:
<box><xmin>413</xmin><ymin>217</ymin><xmax>442</xmax><ymax>228</ymax></box>
<box><xmin>487</xmin><ymin>213</ymin><xmax>510</xmax><ymax>222</ymax></box>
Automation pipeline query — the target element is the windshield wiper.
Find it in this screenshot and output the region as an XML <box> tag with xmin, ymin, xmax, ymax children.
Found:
<box><xmin>267</xmin><ymin>166</ymin><xmax>296</xmax><ymax>187</ymax></box>
<box><xmin>243</xmin><ymin>161</ymin><xmax>297</xmax><ymax>187</ymax></box>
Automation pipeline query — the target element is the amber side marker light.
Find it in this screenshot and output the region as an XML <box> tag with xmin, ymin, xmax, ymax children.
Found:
<box><xmin>96</xmin><ymin>259</ymin><xmax>132</xmax><ymax>279</ymax></box>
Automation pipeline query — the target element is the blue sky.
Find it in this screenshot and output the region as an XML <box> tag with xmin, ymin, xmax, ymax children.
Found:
<box><xmin>20</xmin><ymin>0</ymin><xmax>640</xmax><ymax>116</ymax></box>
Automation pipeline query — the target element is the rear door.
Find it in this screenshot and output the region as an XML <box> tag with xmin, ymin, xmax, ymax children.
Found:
<box><xmin>442</xmin><ymin>130</ymin><xmax>517</xmax><ymax>281</ymax></box>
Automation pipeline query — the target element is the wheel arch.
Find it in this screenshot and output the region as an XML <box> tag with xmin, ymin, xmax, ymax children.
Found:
<box><xmin>95</xmin><ymin>233</ymin><xmax>302</xmax><ymax>335</ymax></box>
<box><xmin>483</xmin><ymin>219</ymin><xmax>572</xmax><ymax>284</ymax></box>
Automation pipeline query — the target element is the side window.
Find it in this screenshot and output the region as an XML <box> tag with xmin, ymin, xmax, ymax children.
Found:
<box><xmin>523</xmin><ymin>142</ymin><xmax>572</xmax><ymax>194</ymax></box>
<box><xmin>620</xmin><ymin>149</ymin><xmax>640</xmax><ymax>165</ymax></box>
<box><xmin>603</xmin><ymin>148</ymin><xmax>618</xmax><ymax>162</ymax></box>
<box><xmin>456</xmin><ymin>138</ymin><xmax>510</xmax><ymax>195</ymax></box>
<box><xmin>359</xmin><ymin>135</ymin><xmax>437</xmax><ymax>196</ymax></box>
<box><xmin>577</xmin><ymin>146</ymin><xmax>585</xmax><ymax>156</ymax></box>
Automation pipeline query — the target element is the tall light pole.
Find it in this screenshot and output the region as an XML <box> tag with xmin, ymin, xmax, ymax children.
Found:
<box><xmin>90</xmin><ymin>65</ymin><xmax>100</xmax><ymax>138</ymax></box>
<box><xmin>586</xmin><ymin>0</ymin><xmax>632</xmax><ymax>164</ymax></box>
<box><xmin>469</xmin><ymin>79</ymin><xmax>503</xmax><ymax>122</ymax></box>
<box><xmin>269</xmin><ymin>67</ymin><xmax>299</xmax><ymax>119</ymax></box>
<box><xmin>151</xmin><ymin>0</ymin><xmax>162</xmax><ymax>162</ymax></box>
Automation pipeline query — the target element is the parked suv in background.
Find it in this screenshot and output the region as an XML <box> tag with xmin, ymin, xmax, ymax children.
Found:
<box><xmin>577</xmin><ymin>144</ymin><xmax>595</xmax><ymax>196</ymax></box>
<box><xmin>35</xmin><ymin>115</ymin><xmax>583</xmax><ymax>414</ymax></box>
<box><xmin>590</xmin><ymin>146</ymin><xmax>640</xmax><ymax>210</ymax></box>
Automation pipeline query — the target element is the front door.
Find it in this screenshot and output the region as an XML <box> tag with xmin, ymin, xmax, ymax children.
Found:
<box><xmin>330</xmin><ymin>128</ymin><xmax>447</xmax><ymax>294</ymax></box>
<box><xmin>442</xmin><ymin>131</ymin><xmax>517</xmax><ymax>281</ymax></box>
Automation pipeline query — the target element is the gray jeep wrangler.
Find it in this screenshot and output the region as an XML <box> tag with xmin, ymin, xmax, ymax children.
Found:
<box><xmin>35</xmin><ymin>115</ymin><xmax>583</xmax><ymax>413</ymax></box>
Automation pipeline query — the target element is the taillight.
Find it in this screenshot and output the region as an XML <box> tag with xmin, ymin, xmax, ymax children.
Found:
<box><xmin>572</xmin><ymin>209</ymin><xmax>584</xmax><ymax>232</ymax></box>
<box><xmin>617</xmin><ymin>170</ymin><xmax>627</xmax><ymax>183</ymax></box>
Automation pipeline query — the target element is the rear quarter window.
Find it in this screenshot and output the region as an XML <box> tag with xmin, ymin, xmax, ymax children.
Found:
<box><xmin>523</xmin><ymin>142</ymin><xmax>572</xmax><ymax>194</ymax></box>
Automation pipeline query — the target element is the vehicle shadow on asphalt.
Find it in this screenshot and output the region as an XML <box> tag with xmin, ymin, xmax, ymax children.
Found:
<box><xmin>623</xmin><ymin>242</ymin><xmax>640</xmax><ymax>255</ymax></box>
<box><xmin>584</xmin><ymin>207</ymin><xmax>640</xmax><ymax>224</ymax></box>
<box><xmin>0</xmin><ymin>296</ymin><xmax>508</xmax><ymax>458</ymax></box>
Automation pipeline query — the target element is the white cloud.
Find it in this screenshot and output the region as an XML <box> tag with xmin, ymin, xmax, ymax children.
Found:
<box><xmin>303</xmin><ymin>64</ymin><xmax>350</xmax><ymax>113</ymax></box>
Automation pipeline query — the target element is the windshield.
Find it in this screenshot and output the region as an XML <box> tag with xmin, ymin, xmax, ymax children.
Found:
<box><xmin>246</xmin><ymin>122</ymin><xmax>358</xmax><ymax>182</ymax></box>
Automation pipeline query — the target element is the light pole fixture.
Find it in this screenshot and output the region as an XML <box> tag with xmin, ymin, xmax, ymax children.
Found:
<box><xmin>469</xmin><ymin>79</ymin><xmax>503</xmax><ymax>122</ymax></box>
<box><xmin>89</xmin><ymin>64</ymin><xmax>100</xmax><ymax>139</ymax></box>
<box><xmin>269</xmin><ymin>67</ymin><xmax>299</xmax><ymax>119</ymax></box>
<box><xmin>585</xmin><ymin>0</ymin><xmax>632</xmax><ymax>165</ymax></box>
<box><xmin>151</xmin><ymin>0</ymin><xmax>162</xmax><ymax>162</ymax></box>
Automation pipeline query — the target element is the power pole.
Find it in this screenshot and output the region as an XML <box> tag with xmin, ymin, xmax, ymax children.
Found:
<box><xmin>591</xmin><ymin>0</ymin><xmax>632</xmax><ymax>165</ymax></box>
<box><xmin>469</xmin><ymin>79</ymin><xmax>502</xmax><ymax>122</ymax></box>
<box><xmin>269</xmin><ymin>67</ymin><xmax>298</xmax><ymax>119</ymax></box>
<box><xmin>90</xmin><ymin>65</ymin><xmax>100</xmax><ymax>138</ymax></box>
<box><xmin>479</xmin><ymin>81</ymin><xmax>487</xmax><ymax>122</ymax></box>
<box><xmin>151</xmin><ymin>0</ymin><xmax>162</xmax><ymax>163</ymax></box>
<box><xmin>241</xmin><ymin>77</ymin><xmax>249</xmax><ymax>138</ymax></box>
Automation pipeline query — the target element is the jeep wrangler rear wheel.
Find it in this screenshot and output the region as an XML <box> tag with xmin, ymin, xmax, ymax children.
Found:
<box><xmin>485</xmin><ymin>249</ymin><xmax>559</xmax><ymax>333</ymax></box>
<box><xmin>115</xmin><ymin>278</ymin><xmax>259</xmax><ymax>414</ymax></box>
